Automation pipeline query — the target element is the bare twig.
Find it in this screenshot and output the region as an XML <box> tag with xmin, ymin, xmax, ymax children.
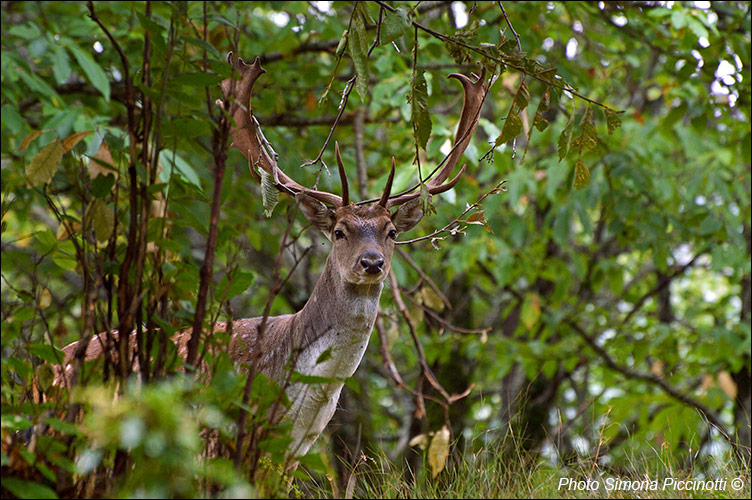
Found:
<box><xmin>396</xmin><ymin>246</ymin><xmax>451</xmax><ymax>310</ymax></box>
<box><xmin>397</xmin><ymin>178</ymin><xmax>507</xmax><ymax>245</ymax></box>
<box><xmin>497</xmin><ymin>1</ymin><xmax>522</xmax><ymax>52</ymax></box>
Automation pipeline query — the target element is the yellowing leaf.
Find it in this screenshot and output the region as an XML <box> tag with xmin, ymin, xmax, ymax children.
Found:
<box><xmin>700</xmin><ymin>374</ymin><xmax>714</xmax><ymax>393</ymax></box>
<box><xmin>409</xmin><ymin>433</ymin><xmax>429</xmax><ymax>450</ymax></box>
<box><xmin>717</xmin><ymin>371</ymin><xmax>737</xmax><ymax>399</ymax></box>
<box><xmin>428</xmin><ymin>426</ymin><xmax>450</xmax><ymax>478</ymax></box>
<box><xmin>26</xmin><ymin>139</ymin><xmax>64</xmax><ymax>187</ymax></box>
<box><xmin>578</xmin><ymin>107</ymin><xmax>598</xmax><ymax>152</ymax></box>
<box><xmin>56</xmin><ymin>221</ymin><xmax>80</xmax><ymax>240</ymax></box>
<box><xmin>466</xmin><ymin>210</ymin><xmax>493</xmax><ymax>233</ymax></box>
<box><xmin>19</xmin><ymin>130</ymin><xmax>44</xmax><ymax>152</ymax></box>
<box><xmin>420</xmin><ymin>286</ymin><xmax>445</xmax><ymax>312</ymax></box>
<box><xmin>38</xmin><ymin>288</ymin><xmax>52</xmax><ymax>309</ymax></box>
<box><xmin>386</xmin><ymin>322</ymin><xmax>399</xmax><ymax>350</ymax></box>
<box><xmin>650</xmin><ymin>360</ymin><xmax>664</xmax><ymax>378</ymax></box>
<box><xmin>62</xmin><ymin>130</ymin><xmax>93</xmax><ymax>153</ymax></box>
<box><xmin>89</xmin><ymin>141</ymin><xmax>117</xmax><ymax>180</ymax></box>
<box><xmin>573</xmin><ymin>160</ymin><xmax>590</xmax><ymax>190</ymax></box>
<box><xmin>605</xmin><ymin>108</ymin><xmax>623</xmax><ymax>134</ymax></box>
<box><xmin>520</xmin><ymin>293</ymin><xmax>541</xmax><ymax>330</ymax></box>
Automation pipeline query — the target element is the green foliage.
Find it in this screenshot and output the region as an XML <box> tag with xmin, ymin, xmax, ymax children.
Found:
<box><xmin>1</xmin><ymin>1</ymin><xmax>750</xmax><ymax>498</ymax></box>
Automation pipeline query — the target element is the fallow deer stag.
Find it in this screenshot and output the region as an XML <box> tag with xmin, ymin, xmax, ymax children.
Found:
<box><xmin>55</xmin><ymin>53</ymin><xmax>491</xmax><ymax>464</ymax></box>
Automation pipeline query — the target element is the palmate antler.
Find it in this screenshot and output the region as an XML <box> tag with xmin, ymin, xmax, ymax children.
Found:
<box><xmin>219</xmin><ymin>53</ymin><xmax>491</xmax><ymax>210</ymax></box>
<box><xmin>385</xmin><ymin>68</ymin><xmax>490</xmax><ymax>208</ymax></box>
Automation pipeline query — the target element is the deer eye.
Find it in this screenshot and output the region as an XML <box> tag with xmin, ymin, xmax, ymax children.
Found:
<box><xmin>388</xmin><ymin>229</ymin><xmax>397</xmax><ymax>240</ymax></box>
<box><xmin>334</xmin><ymin>229</ymin><xmax>346</xmax><ymax>240</ymax></box>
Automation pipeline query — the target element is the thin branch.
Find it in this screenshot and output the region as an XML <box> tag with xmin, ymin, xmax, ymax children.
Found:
<box><xmin>373</xmin><ymin>0</ymin><xmax>620</xmax><ymax>112</ymax></box>
<box><xmin>396</xmin><ymin>246</ymin><xmax>451</xmax><ymax>310</ymax></box>
<box><xmin>497</xmin><ymin>1</ymin><xmax>522</xmax><ymax>52</ymax></box>
<box><xmin>503</xmin><ymin>285</ymin><xmax>741</xmax><ymax>460</ymax></box>
<box><xmin>300</xmin><ymin>76</ymin><xmax>356</xmax><ymax>171</ymax></box>
<box><xmin>397</xmin><ymin>178</ymin><xmax>507</xmax><ymax>245</ymax></box>
<box><xmin>621</xmin><ymin>248</ymin><xmax>708</xmax><ymax>325</ymax></box>
<box><xmin>389</xmin><ymin>270</ymin><xmax>473</xmax><ymax>407</ymax></box>
<box><xmin>420</xmin><ymin>305</ymin><xmax>491</xmax><ymax>336</ymax></box>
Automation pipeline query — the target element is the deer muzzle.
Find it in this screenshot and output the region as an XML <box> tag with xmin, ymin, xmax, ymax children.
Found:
<box><xmin>359</xmin><ymin>250</ymin><xmax>385</xmax><ymax>275</ymax></box>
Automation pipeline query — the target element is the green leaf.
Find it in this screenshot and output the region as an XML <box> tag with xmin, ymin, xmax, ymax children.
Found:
<box><xmin>578</xmin><ymin>106</ymin><xmax>598</xmax><ymax>152</ymax></box>
<box><xmin>291</xmin><ymin>371</ymin><xmax>339</xmax><ymax>385</ymax></box>
<box><xmin>573</xmin><ymin>159</ymin><xmax>590</xmax><ymax>190</ymax></box>
<box><xmin>495</xmin><ymin>108</ymin><xmax>522</xmax><ymax>146</ymax></box>
<box><xmin>557</xmin><ymin>113</ymin><xmax>575</xmax><ymax>162</ymax></box>
<box><xmin>513</xmin><ymin>81</ymin><xmax>530</xmax><ymax>111</ymax></box>
<box><xmin>91</xmin><ymin>174</ymin><xmax>116</xmax><ymax>198</ymax></box>
<box><xmin>1</xmin><ymin>104</ymin><xmax>25</xmax><ymax>132</ymax></box>
<box><xmin>446</xmin><ymin>20</ymin><xmax>479</xmax><ymax>65</ymax></box>
<box><xmin>533</xmin><ymin>113</ymin><xmax>549</xmax><ymax>132</ymax></box>
<box><xmin>28</xmin><ymin>343</ymin><xmax>64</xmax><ymax>364</ymax></box>
<box><xmin>0</xmin><ymin>478</ymin><xmax>58</xmax><ymax>499</ymax></box>
<box><xmin>160</xmin><ymin>149</ymin><xmax>202</xmax><ymax>189</ymax></box>
<box><xmin>408</xmin><ymin>68</ymin><xmax>432</xmax><ymax>150</ymax></box>
<box><xmin>335</xmin><ymin>29</ymin><xmax>348</xmax><ymax>57</ymax></box>
<box><xmin>43</xmin><ymin>417</ymin><xmax>81</xmax><ymax>436</ymax></box>
<box><xmin>162</xmin><ymin>117</ymin><xmax>210</xmax><ymax>138</ymax></box>
<box><xmin>316</xmin><ymin>347</ymin><xmax>333</xmax><ymax>365</ymax></box>
<box><xmin>349</xmin><ymin>3</ymin><xmax>371</xmax><ymax>99</ymax></box>
<box><xmin>520</xmin><ymin>293</ymin><xmax>541</xmax><ymax>330</ymax></box>
<box><xmin>51</xmin><ymin>45</ymin><xmax>72</xmax><ymax>85</ymax></box>
<box><xmin>67</xmin><ymin>44</ymin><xmax>110</xmax><ymax>102</ymax></box>
<box><xmin>86</xmin><ymin>199</ymin><xmax>114</xmax><ymax>242</ymax></box>
<box><xmin>224</xmin><ymin>270</ymin><xmax>255</xmax><ymax>299</ymax></box>
<box><xmin>260</xmin><ymin>169</ymin><xmax>279</xmax><ymax>218</ymax></box>
<box><xmin>381</xmin><ymin>8</ymin><xmax>411</xmax><ymax>45</ymax></box>
<box><xmin>419</xmin><ymin>182</ymin><xmax>436</xmax><ymax>215</ymax></box>
<box><xmin>17</xmin><ymin>68</ymin><xmax>59</xmax><ymax>101</ymax></box>
<box><xmin>26</xmin><ymin>139</ymin><xmax>64</xmax><ymax>187</ymax></box>
<box><xmin>182</xmin><ymin>37</ymin><xmax>221</xmax><ymax>59</ymax></box>
<box><xmin>36</xmin><ymin>364</ymin><xmax>55</xmax><ymax>393</ymax></box>
<box><xmin>206</xmin><ymin>13</ymin><xmax>237</xmax><ymax>29</ymax></box>
<box><xmin>532</xmin><ymin>89</ymin><xmax>551</xmax><ymax>132</ymax></box>
<box><xmin>670</xmin><ymin>9</ymin><xmax>688</xmax><ymax>30</ymax></box>
<box><xmin>173</xmin><ymin>73</ymin><xmax>224</xmax><ymax>87</ymax></box>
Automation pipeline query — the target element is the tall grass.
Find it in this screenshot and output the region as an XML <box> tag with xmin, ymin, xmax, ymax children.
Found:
<box><xmin>299</xmin><ymin>438</ymin><xmax>750</xmax><ymax>499</ymax></box>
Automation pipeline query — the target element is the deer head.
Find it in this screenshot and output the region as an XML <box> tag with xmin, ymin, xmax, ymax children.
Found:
<box><xmin>220</xmin><ymin>53</ymin><xmax>489</xmax><ymax>287</ymax></box>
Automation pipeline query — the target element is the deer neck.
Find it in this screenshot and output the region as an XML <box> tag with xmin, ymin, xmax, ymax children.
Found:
<box><xmin>294</xmin><ymin>253</ymin><xmax>383</xmax><ymax>369</ymax></box>
<box><xmin>282</xmin><ymin>254</ymin><xmax>382</xmax><ymax>458</ymax></box>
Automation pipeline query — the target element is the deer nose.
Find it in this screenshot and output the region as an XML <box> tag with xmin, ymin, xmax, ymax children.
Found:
<box><xmin>360</xmin><ymin>251</ymin><xmax>385</xmax><ymax>275</ymax></box>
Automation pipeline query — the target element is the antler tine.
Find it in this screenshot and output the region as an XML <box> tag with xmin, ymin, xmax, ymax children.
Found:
<box><xmin>378</xmin><ymin>157</ymin><xmax>396</xmax><ymax>208</ymax></box>
<box><xmin>335</xmin><ymin>141</ymin><xmax>349</xmax><ymax>206</ymax></box>
<box><xmin>221</xmin><ymin>53</ymin><xmax>343</xmax><ymax>207</ymax></box>
<box><xmin>387</xmin><ymin>67</ymin><xmax>490</xmax><ymax>208</ymax></box>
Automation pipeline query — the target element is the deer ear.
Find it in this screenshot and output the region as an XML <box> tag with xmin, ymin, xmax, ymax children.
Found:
<box><xmin>297</xmin><ymin>193</ymin><xmax>336</xmax><ymax>235</ymax></box>
<box><xmin>391</xmin><ymin>198</ymin><xmax>424</xmax><ymax>233</ymax></box>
